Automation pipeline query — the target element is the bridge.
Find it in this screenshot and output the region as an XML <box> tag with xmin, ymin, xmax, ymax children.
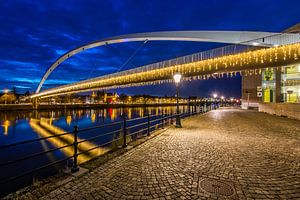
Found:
<box><xmin>31</xmin><ymin>31</ymin><xmax>300</xmax><ymax>100</ymax></box>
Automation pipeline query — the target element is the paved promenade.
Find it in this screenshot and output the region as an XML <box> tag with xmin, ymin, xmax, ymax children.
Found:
<box><xmin>26</xmin><ymin>108</ymin><xmax>300</xmax><ymax>199</ymax></box>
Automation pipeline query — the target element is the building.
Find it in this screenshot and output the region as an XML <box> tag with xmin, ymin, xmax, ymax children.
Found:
<box><xmin>241</xmin><ymin>23</ymin><xmax>300</xmax><ymax>119</ymax></box>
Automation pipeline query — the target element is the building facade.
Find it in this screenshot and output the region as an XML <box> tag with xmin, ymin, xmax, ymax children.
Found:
<box><xmin>241</xmin><ymin>24</ymin><xmax>300</xmax><ymax>119</ymax></box>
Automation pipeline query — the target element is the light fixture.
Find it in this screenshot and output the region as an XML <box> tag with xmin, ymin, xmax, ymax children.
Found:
<box><xmin>221</xmin><ymin>96</ymin><xmax>225</xmax><ymax>100</ymax></box>
<box><xmin>173</xmin><ymin>72</ymin><xmax>182</xmax><ymax>128</ymax></box>
<box><xmin>173</xmin><ymin>73</ymin><xmax>182</xmax><ymax>84</ymax></box>
<box><xmin>252</xmin><ymin>42</ymin><xmax>260</xmax><ymax>46</ymax></box>
<box><xmin>213</xmin><ymin>93</ymin><xmax>218</xmax><ymax>98</ymax></box>
<box><xmin>273</xmin><ymin>44</ymin><xmax>279</xmax><ymax>47</ymax></box>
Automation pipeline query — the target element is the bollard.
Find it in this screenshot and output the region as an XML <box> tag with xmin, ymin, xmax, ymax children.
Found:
<box><xmin>147</xmin><ymin>114</ymin><xmax>150</xmax><ymax>136</ymax></box>
<box><xmin>122</xmin><ymin>117</ymin><xmax>127</xmax><ymax>147</ymax></box>
<box><xmin>71</xmin><ymin>125</ymin><xmax>79</xmax><ymax>173</ymax></box>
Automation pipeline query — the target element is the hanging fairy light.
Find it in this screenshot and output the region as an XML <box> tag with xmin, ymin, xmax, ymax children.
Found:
<box><xmin>31</xmin><ymin>42</ymin><xmax>300</xmax><ymax>99</ymax></box>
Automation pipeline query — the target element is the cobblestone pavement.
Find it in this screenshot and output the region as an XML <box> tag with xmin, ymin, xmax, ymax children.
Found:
<box><xmin>36</xmin><ymin>108</ymin><xmax>300</xmax><ymax>199</ymax></box>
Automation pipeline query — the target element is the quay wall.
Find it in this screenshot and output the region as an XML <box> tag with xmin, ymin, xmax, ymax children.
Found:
<box><xmin>259</xmin><ymin>103</ymin><xmax>300</xmax><ymax>120</ymax></box>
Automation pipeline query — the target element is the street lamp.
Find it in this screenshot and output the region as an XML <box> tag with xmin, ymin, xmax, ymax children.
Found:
<box><xmin>212</xmin><ymin>93</ymin><xmax>218</xmax><ymax>109</ymax></box>
<box><xmin>220</xmin><ymin>96</ymin><xmax>225</xmax><ymax>107</ymax></box>
<box><xmin>173</xmin><ymin>73</ymin><xmax>182</xmax><ymax>128</ymax></box>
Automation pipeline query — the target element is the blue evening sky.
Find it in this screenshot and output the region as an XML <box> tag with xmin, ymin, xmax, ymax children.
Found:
<box><xmin>1</xmin><ymin>0</ymin><xmax>300</xmax><ymax>97</ymax></box>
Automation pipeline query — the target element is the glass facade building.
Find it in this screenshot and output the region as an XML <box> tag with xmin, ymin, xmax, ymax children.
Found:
<box><xmin>261</xmin><ymin>65</ymin><xmax>300</xmax><ymax>103</ymax></box>
<box><xmin>242</xmin><ymin>22</ymin><xmax>300</xmax><ymax>106</ymax></box>
<box><xmin>262</xmin><ymin>68</ymin><xmax>276</xmax><ymax>103</ymax></box>
<box><xmin>281</xmin><ymin>64</ymin><xmax>300</xmax><ymax>103</ymax></box>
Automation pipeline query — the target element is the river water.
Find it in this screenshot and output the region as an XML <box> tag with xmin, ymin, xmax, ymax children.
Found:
<box><xmin>0</xmin><ymin>105</ymin><xmax>195</xmax><ymax>197</ymax></box>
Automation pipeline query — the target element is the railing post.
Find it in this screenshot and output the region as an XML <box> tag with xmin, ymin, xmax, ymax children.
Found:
<box><xmin>147</xmin><ymin>114</ymin><xmax>150</xmax><ymax>136</ymax></box>
<box><xmin>71</xmin><ymin>125</ymin><xmax>79</xmax><ymax>173</ymax></box>
<box><xmin>123</xmin><ymin>117</ymin><xmax>127</xmax><ymax>147</ymax></box>
<box><xmin>161</xmin><ymin>110</ymin><xmax>164</xmax><ymax>129</ymax></box>
<box><xmin>188</xmin><ymin>98</ymin><xmax>191</xmax><ymax>115</ymax></box>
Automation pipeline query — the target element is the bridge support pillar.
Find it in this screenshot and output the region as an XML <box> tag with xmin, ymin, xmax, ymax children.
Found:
<box><xmin>32</xmin><ymin>98</ymin><xmax>39</xmax><ymax>110</ymax></box>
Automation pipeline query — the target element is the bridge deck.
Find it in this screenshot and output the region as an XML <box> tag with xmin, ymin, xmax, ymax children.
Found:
<box><xmin>18</xmin><ymin>108</ymin><xmax>300</xmax><ymax>199</ymax></box>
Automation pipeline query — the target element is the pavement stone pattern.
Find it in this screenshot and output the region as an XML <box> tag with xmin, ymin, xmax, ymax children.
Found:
<box><xmin>24</xmin><ymin>108</ymin><xmax>300</xmax><ymax>199</ymax></box>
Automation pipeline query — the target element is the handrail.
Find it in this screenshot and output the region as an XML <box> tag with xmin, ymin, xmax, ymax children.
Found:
<box><xmin>0</xmin><ymin>103</ymin><xmax>217</xmax><ymax>187</ymax></box>
<box><xmin>126</xmin><ymin>121</ymin><xmax>149</xmax><ymax>129</ymax></box>
<box><xmin>0</xmin><ymin>143</ymin><xmax>73</xmax><ymax>167</ymax></box>
<box><xmin>127</xmin><ymin>127</ymin><xmax>149</xmax><ymax>137</ymax></box>
<box><xmin>0</xmin><ymin>156</ymin><xmax>73</xmax><ymax>184</ymax></box>
<box><xmin>77</xmin><ymin>120</ymin><xmax>123</xmax><ymax>133</ymax></box>
<box><xmin>77</xmin><ymin>137</ymin><xmax>121</xmax><ymax>156</ymax></box>
<box><xmin>0</xmin><ymin>131</ymin><xmax>72</xmax><ymax>150</ymax></box>
<box><xmin>126</xmin><ymin>115</ymin><xmax>149</xmax><ymax>122</ymax></box>
<box><xmin>78</xmin><ymin>129</ymin><xmax>121</xmax><ymax>144</ymax></box>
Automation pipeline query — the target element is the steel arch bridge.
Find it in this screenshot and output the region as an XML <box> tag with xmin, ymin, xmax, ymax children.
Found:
<box><xmin>32</xmin><ymin>31</ymin><xmax>300</xmax><ymax>99</ymax></box>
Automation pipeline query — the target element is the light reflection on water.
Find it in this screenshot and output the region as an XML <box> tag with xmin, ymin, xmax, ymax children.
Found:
<box><xmin>0</xmin><ymin>106</ymin><xmax>187</xmax><ymax>140</ymax></box>
<box><xmin>0</xmin><ymin>106</ymin><xmax>191</xmax><ymax>197</ymax></box>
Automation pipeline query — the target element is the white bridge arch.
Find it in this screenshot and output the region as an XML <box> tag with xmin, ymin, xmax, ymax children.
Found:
<box><xmin>36</xmin><ymin>31</ymin><xmax>300</xmax><ymax>93</ymax></box>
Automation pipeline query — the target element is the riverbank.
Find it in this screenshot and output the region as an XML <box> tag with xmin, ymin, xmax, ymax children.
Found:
<box><xmin>5</xmin><ymin>108</ymin><xmax>300</xmax><ymax>199</ymax></box>
<box><xmin>2</xmin><ymin>115</ymin><xmax>173</xmax><ymax>199</ymax></box>
<box><xmin>0</xmin><ymin>102</ymin><xmax>197</xmax><ymax>111</ymax></box>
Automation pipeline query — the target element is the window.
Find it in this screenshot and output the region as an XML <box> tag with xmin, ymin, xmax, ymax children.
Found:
<box><xmin>281</xmin><ymin>65</ymin><xmax>300</xmax><ymax>103</ymax></box>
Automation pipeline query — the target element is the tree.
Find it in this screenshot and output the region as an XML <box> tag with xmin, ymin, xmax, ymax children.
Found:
<box><xmin>119</xmin><ymin>94</ymin><xmax>128</xmax><ymax>103</ymax></box>
<box><xmin>142</xmin><ymin>94</ymin><xmax>151</xmax><ymax>104</ymax></box>
<box><xmin>24</xmin><ymin>91</ymin><xmax>31</xmax><ymax>96</ymax></box>
<box><xmin>0</xmin><ymin>93</ymin><xmax>17</xmax><ymax>104</ymax></box>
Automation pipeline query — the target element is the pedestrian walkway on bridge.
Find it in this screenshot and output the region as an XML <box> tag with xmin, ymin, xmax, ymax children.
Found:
<box><xmin>13</xmin><ymin>108</ymin><xmax>300</xmax><ymax>199</ymax></box>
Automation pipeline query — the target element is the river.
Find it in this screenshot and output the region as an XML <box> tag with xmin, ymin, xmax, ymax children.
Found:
<box><xmin>0</xmin><ymin>105</ymin><xmax>196</xmax><ymax>197</ymax></box>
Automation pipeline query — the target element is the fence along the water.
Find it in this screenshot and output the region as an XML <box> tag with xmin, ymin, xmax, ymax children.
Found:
<box><xmin>0</xmin><ymin>104</ymin><xmax>218</xmax><ymax>197</ymax></box>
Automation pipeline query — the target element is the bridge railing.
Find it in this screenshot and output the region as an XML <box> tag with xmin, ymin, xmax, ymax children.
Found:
<box><xmin>0</xmin><ymin>103</ymin><xmax>219</xmax><ymax>196</ymax></box>
<box><xmin>103</xmin><ymin>33</ymin><xmax>300</xmax><ymax>79</ymax></box>
<box><xmin>95</xmin><ymin>44</ymin><xmax>257</xmax><ymax>81</ymax></box>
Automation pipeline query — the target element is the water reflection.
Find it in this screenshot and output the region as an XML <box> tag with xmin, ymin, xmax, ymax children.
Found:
<box><xmin>0</xmin><ymin>106</ymin><xmax>185</xmax><ymax>137</ymax></box>
<box><xmin>29</xmin><ymin>118</ymin><xmax>108</xmax><ymax>164</ymax></box>
<box><xmin>0</xmin><ymin>106</ymin><xmax>189</xmax><ymax>197</ymax></box>
<box><xmin>2</xmin><ymin>120</ymin><xmax>10</xmax><ymax>135</ymax></box>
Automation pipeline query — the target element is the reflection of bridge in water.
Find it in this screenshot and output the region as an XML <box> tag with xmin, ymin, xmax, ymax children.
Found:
<box><xmin>31</xmin><ymin>31</ymin><xmax>300</xmax><ymax>103</ymax></box>
<box><xmin>29</xmin><ymin>118</ymin><xmax>109</xmax><ymax>164</ymax></box>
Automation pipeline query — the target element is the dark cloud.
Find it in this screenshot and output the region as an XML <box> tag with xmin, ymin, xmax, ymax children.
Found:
<box><xmin>1</xmin><ymin>0</ymin><xmax>300</xmax><ymax>96</ymax></box>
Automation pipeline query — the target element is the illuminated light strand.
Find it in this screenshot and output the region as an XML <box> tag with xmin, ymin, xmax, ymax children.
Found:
<box><xmin>32</xmin><ymin>42</ymin><xmax>300</xmax><ymax>99</ymax></box>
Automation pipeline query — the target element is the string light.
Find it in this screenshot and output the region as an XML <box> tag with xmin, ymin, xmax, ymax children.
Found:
<box><xmin>31</xmin><ymin>42</ymin><xmax>300</xmax><ymax>99</ymax></box>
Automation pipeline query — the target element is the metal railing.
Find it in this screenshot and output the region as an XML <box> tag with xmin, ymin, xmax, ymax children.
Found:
<box><xmin>0</xmin><ymin>104</ymin><xmax>218</xmax><ymax>186</ymax></box>
<box><xmin>81</xmin><ymin>32</ymin><xmax>300</xmax><ymax>84</ymax></box>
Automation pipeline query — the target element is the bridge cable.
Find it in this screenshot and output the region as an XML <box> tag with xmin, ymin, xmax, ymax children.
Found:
<box><xmin>104</xmin><ymin>42</ymin><xmax>137</xmax><ymax>69</ymax></box>
<box><xmin>86</xmin><ymin>50</ymin><xmax>120</xmax><ymax>80</ymax></box>
<box><xmin>117</xmin><ymin>40</ymin><xmax>148</xmax><ymax>72</ymax></box>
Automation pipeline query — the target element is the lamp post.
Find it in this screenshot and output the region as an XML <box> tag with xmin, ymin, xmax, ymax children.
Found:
<box><xmin>220</xmin><ymin>96</ymin><xmax>224</xmax><ymax>106</ymax></box>
<box><xmin>173</xmin><ymin>73</ymin><xmax>182</xmax><ymax>128</ymax></box>
<box><xmin>213</xmin><ymin>93</ymin><xmax>217</xmax><ymax>109</ymax></box>
<box><xmin>213</xmin><ymin>93</ymin><xmax>218</xmax><ymax>99</ymax></box>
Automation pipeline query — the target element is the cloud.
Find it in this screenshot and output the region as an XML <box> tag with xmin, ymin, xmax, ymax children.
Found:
<box><xmin>0</xmin><ymin>0</ymin><xmax>299</xmax><ymax>96</ymax></box>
